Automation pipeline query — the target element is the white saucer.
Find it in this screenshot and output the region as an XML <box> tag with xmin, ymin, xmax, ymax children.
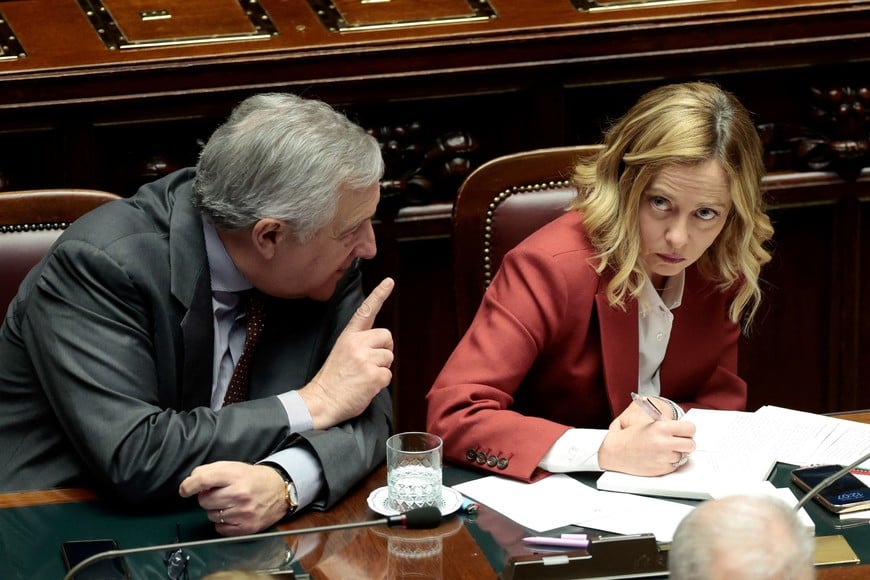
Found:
<box><xmin>367</xmin><ymin>485</ymin><xmax>463</xmax><ymax>517</ymax></box>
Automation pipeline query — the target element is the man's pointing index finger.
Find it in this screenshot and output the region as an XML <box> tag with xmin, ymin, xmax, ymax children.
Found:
<box><xmin>346</xmin><ymin>277</ymin><xmax>395</xmax><ymax>332</ymax></box>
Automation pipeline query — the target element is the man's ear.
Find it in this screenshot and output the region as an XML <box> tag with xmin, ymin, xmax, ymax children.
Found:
<box><xmin>250</xmin><ymin>218</ymin><xmax>285</xmax><ymax>259</ymax></box>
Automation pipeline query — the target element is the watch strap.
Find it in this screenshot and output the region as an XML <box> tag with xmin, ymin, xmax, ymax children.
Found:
<box><xmin>263</xmin><ymin>463</ymin><xmax>299</xmax><ymax>514</ymax></box>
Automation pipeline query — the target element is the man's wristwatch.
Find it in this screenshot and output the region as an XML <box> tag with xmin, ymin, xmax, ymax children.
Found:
<box><xmin>265</xmin><ymin>464</ymin><xmax>298</xmax><ymax>515</ymax></box>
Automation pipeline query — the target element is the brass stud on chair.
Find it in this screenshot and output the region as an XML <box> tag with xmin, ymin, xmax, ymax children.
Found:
<box><xmin>481</xmin><ymin>179</ymin><xmax>571</xmax><ymax>287</ymax></box>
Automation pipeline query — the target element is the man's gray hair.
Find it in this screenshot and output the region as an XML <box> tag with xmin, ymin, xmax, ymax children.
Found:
<box><xmin>669</xmin><ymin>494</ymin><xmax>815</xmax><ymax>580</ymax></box>
<box><xmin>193</xmin><ymin>93</ymin><xmax>384</xmax><ymax>241</ymax></box>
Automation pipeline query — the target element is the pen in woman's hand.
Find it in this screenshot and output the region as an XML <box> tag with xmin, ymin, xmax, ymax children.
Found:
<box><xmin>631</xmin><ymin>392</ymin><xmax>664</xmax><ymax>422</ymax></box>
<box><xmin>632</xmin><ymin>392</ymin><xmax>692</xmax><ymax>468</ymax></box>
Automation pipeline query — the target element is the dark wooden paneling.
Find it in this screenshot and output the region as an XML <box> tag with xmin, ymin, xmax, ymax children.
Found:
<box><xmin>740</xmin><ymin>203</ymin><xmax>839</xmax><ymax>412</ymax></box>
<box><xmin>859</xmin><ymin>199</ymin><xmax>870</xmax><ymax>411</ymax></box>
<box><xmin>2</xmin><ymin>1</ymin><xmax>869</xmax><ymax>428</ymax></box>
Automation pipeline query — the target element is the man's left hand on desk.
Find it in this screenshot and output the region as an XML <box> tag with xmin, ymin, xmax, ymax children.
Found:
<box><xmin>178</xmin><ymin>461</ymin><xmax>288</xmax><ymax>536</ymax></box>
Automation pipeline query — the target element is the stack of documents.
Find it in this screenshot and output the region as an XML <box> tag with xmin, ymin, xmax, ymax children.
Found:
<box><xmin>452</xmin><ymin>406</ymin><xmax>868</xmax><ymax>543</ymax></box>
<box><xmin>596</xmin><ymin>406</ymin><xmax>870</xmax><ymax>500</ymax></box>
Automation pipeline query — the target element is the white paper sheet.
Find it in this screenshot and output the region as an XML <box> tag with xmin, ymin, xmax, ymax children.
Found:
<box><xmin>452</xmin><ymin>473</ymin><xmax>694</xmax><ymax>542</ymax></box>
<box><xmin>597</xmin><ymin>406</ymin><xmax>870</xmax><ymax>500</ymax></box>
<box><xmin>453</xmin><ymin>473</ymin><xmax>598</xmax><ymax>532</ymax></box>
<box><xmin>572</xmin><ymin>489</ymin><xmax>694</xmax><ymax>543</ymax></box>
<box><xmin>753</xmin><ymin>406</ymin><xmax>870</xmax><ymax>468</ymax></box>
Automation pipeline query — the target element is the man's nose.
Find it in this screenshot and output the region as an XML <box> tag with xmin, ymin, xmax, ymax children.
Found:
<box><xmin>356</xmin><ymin>221</ymin><xmax>377</xmax><ymax>260</ymax></box>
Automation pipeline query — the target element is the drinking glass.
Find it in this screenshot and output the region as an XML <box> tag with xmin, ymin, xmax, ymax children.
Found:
<box><xmin>386</xmin><ymin>432</ymin><xmax>443</xmax><ymax>512</ymax></box>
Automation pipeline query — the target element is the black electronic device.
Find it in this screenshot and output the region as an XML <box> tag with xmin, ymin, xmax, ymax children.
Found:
<box><xmin>61</xmin><ymin>539</ymin><xmax>131</xmax><ymax>579</ymax></box>
<box><xmin>791</xmin><ymin>464</ymin><xmax>870</xmax><ymax>514</ymax></box>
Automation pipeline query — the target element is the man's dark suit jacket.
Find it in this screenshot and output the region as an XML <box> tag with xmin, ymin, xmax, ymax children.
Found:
<box><xmin>0</xmin><ymin>168</ymin><xmax>392</xmax><ymax>506</ymax></box>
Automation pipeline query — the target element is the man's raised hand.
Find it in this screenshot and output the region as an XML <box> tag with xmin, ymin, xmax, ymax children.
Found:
<box><xmin>299</xmin><ymin>277</ymin><xmax>395</xmax><ymax>429</ymax></box>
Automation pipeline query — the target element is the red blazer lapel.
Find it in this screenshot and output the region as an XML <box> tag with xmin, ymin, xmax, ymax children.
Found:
<box><xmin>596</xmin><ymin>289</ymin><xmax>638</xmax><ymax>417</ymax></box>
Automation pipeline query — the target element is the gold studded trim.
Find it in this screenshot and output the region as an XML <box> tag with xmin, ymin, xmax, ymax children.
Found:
<box><xmin>482</xmin><ymin>178</ymin><xmax>571</xmax><ymax>288</ymax></box>
<box><xmin>0</xmin><ymin>12</ymin><xmax>26</xmax><ymax>61</ymax></box>
<box><xmin>0</xmin><ymin>222</ymin><xmax>71</xmax><ymax>233</ymax></box>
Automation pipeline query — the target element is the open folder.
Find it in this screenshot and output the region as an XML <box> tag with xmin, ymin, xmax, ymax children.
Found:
<box><xmin>597</xmin><ymin>406</ymin><xmax>870</xmax><ymax>500</ymax></box>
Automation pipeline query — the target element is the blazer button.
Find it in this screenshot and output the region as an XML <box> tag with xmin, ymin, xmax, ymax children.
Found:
<box><xmin>476</xmin><ymin>452</ymin><xmax>487</xmax><ymax>465</ymax></box>
<box><xmin>486</xmin><ymin>455</ymin><xmax>498</xmax><ymax>467</ymax></box>
<box><xmin>465</xmin><ymin>449</ymin><xmax>477</xmax><ymax>462</ymax></box>
<box><xmin>497</xmin><ymin>457</ymin><xmax>509</xmax><ymax>470</ymax></box>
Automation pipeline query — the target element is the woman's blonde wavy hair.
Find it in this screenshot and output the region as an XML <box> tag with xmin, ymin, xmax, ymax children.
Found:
<box><xmin>570</xmin><ymin>82</ymin><xmax>773</xmax><ymax>329</ymax></box>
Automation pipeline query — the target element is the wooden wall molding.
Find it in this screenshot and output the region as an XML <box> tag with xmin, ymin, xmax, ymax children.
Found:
<box><xmin>1</xmin><ymin>1</ymin><xmax>869</xmax><ymax>430</ymax></box>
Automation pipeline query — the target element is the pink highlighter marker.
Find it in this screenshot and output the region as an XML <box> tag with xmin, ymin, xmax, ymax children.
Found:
<box><xmin>522</xmin><ymin>536</ymin><xmax>590</xmax><ymax>549</ymax></box>
<box><xmin>560</xmin><ymin>533</ymin><xmax>589</xmax><ymax>541</ymax></box>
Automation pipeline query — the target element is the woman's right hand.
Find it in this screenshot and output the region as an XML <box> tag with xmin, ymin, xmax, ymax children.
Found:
<box><xmin>597</xmin><ymin>418</ymin><xmax>696</xmax><ymax>476</ymax></box>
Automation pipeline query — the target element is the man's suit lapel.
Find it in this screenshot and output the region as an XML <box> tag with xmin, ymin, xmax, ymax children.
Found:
<box><xmin>168</xmin><ymin>181</ymin><xmax>214</xmax><ymax>408</ymax></box>
<box><xmin>596</xmin><ymin>288</ymin><xmax>639</xmax><ymax>417</ymax></box>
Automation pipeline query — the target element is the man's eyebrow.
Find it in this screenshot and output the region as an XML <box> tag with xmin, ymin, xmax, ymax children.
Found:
<box><xmin>337</xmin><ymin>213</ymin><xmax>375</xmax><ymax>237</ymax></box>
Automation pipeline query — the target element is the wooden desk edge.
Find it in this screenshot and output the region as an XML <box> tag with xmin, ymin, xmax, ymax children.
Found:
<box><xmin>0</xmin><ymin>487</ymin><xmax>96</xmax><ymax>508</ymax></box>
<box><xmin>828</xmin><ymin>410</ymin><xmax>870</xmax><ymax>424</ymax></box>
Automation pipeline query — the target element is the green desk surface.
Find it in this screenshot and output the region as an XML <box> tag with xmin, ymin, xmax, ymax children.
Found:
<box><xmin>0</xmin><ymin>499</ymin><xmax>302</xmax><ymax>578</ymax></box>
<box><xmin>1</xmin><ymin>463</ymin><xmax>867</xmax><ymax>579</ymax></box>
<box><xmin>445</xmin><ymin>463</ymin><xmax>870</xmax><ymax>574</ymax></box>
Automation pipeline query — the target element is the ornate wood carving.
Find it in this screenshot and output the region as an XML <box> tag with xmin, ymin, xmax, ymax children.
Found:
<box><xmin>106</xmin><ymin>121</ymin><xmax>480</xmax><ymax>219</ymax></box>
<box><xmin>369</xmin><ymin>123</ymin><xmax>479</xmax><ymax>220</ymax></box>
<box><xmin>760</xmin><ymin>85</ymin><xmax>869</xmax><ymax>180</ymax></box>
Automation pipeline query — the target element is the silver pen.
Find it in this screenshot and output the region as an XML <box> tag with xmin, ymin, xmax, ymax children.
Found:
<box><xmin>631</xmin><ymin>392</ymin><xmax>664</xmax><ymax>422</ymax></box>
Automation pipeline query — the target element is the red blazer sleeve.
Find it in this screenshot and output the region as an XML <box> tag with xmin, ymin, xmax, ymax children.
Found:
<box><xmin>427</xmin><ymin>214</ymin><xmax>608</xmax><ymax>482</ymax></box>
<box><xmin>427</xmin><ymin>212</ymin><xmax>748</xmax><ymax>483</ymax></box>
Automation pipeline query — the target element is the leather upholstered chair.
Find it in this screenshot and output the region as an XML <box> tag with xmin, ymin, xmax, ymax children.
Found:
<box><xmin>0</xmin><ymin>189</ymin><xmax>121</xmax><ymax>316</ymax></box>
<box><xmin>452</xmin><ymin>145</ymin><xmax>602</xmax><ymax>334</ymax></box>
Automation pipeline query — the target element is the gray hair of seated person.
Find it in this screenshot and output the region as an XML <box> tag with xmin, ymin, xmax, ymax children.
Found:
<box><xmin>193</xmin><ymin>92</ymin><xmax>384</xmax><ymax>242</ymax></box>
<box><xmin>669</xmin><ymin>494</ymin><xmax>815</xmax><ymax>580</ymax></box>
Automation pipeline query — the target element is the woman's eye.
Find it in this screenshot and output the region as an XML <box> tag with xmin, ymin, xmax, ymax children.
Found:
<box><xmin>650</xmin><ymin>196</ymin><xmax>670</xmax><ymax>210</ymax></box>
<box><xmin>696</xmin><ymin>208</ymin><xmax>719</xmax><ymax>221</ymax></box>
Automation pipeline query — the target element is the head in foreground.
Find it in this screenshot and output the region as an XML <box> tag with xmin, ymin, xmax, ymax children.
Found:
<box><xmin>669</xmin><ymin>494</ymin><xmax>815</xmax><ymax>580</ymax></box>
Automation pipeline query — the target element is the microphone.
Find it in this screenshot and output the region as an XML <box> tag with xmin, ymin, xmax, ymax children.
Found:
<box><xmin>386</xmin><ymin>505</ymin><xmax>442</xmax><ymax>529</ymax></box>
<box><xmin>794</xmin><ymin>451</ymin><xmax>870</xmax><ymax>511</ymax></box>
<box><xmin>63</xmin><ymin>506</ymin><xmax>442</xmax><ymax>580</ymax></box>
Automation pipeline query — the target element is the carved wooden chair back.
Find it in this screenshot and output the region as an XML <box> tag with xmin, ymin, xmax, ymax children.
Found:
<box><xmin>0</xmin><ymin>189</ymin><xmax>121</xmax><ymax>315</ymax></box>
<box><xmin>452</xmin><ymin>145</ymin><xmax>602</xmax><ymax>334</ymax></box>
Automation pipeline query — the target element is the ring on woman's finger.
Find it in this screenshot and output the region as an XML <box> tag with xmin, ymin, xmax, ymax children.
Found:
<box><xmin>219</xmin><ymin>509</ymin><xmax>225</xmax><ymax>524</ymax></box>
<box><xmin>671</xmin><ymin>453</ymin><xmax>689</xmax><ymax>468</ymax></box>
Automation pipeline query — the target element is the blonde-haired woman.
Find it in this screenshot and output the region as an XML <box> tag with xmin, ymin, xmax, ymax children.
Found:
<box><xmin>427</xmin><ymin>82</ymin><xmax>773</xmax><ymax>481</ymax></box>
